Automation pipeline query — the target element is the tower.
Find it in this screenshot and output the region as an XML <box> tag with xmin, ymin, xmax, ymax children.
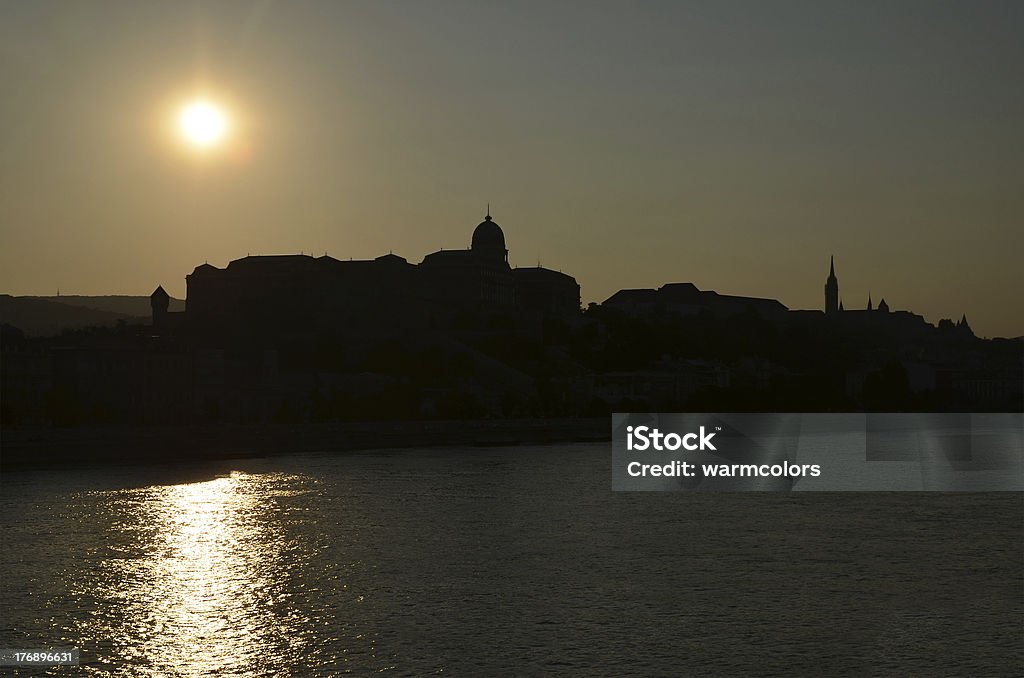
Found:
<box><xmin>151</xmin><ymin>285</ymin><xmax>170</xmax><ymax>328</ymax></box>
<box><xmin>824</xmin><ymin>255</ymin><xmax>839</xmax><ymax>314</ymax></box>
<box><xmin>957</xmin><ymin>314</ymin><xmax>974</xmax><ymax>337</ymax></box>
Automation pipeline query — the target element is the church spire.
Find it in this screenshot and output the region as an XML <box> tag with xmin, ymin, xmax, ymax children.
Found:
<box><xmin>824</xmin><ymin>255</ymin><xmax>839</xmax><ymax>314</ymax></box>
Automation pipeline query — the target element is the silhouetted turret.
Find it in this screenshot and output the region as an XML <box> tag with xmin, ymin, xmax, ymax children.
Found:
<box><xmin>957</xmin><ymin>314</ymin><xmax>974</xmax><ymax>337</ymax></box>
<box><xmin>151</xmin><ymin>285</ymin><xmax>170</xmax><ymax>328</ymax></box>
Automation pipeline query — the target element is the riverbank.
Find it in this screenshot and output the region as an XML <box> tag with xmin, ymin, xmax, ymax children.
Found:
<box><xmin>0</xmin><ymin>418</ymin><xmax>610</xmax><ymax>470</ymax></box>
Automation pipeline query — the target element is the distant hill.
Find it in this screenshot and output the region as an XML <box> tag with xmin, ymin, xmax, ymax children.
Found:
<box><xmin>29</xmin><ymin>295</ymin><xmax>185</xmax><ymax>316</ymax></box>
<box><xmin>0</xmin><ymin>295</ymin><xmax>183</xmax><ymax>336</ymax></box>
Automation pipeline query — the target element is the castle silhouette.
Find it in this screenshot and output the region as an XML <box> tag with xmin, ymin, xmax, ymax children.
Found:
<box><xmin>153</xmin><ymin>211</ymin><xmax>580</xmax><ymax>336</ymax></box>
<box><xmin>151</xmin><ymin>225</ymin><xmax>984</xmax><ymax>353</ymax></box>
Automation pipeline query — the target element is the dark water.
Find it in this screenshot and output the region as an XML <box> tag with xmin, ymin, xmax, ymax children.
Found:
<box><xmin>1</xmin><ymin>444</ymin><xmax>1021</xmax><ymax>676</ymax></box>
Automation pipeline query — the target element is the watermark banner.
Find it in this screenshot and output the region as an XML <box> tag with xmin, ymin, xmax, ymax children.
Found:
<box><xmin>612</xmin><ymin>413</ymin><xmax>1023</xmax><ymax>491</ymax></box>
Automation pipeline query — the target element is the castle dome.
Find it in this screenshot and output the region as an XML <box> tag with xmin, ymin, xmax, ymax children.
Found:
<box><xmin>472</xmin><ymin>214</ymin><xmax>505</xmax><ymax>251</ymax></box>
<box><xmin>471</xmin><ymin>213</ymin><xmax>507</xmax><ymax>262</ymax></box>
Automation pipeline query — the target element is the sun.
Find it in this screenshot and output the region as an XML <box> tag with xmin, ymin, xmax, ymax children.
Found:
<box><xmin>178</xmin><ymin>100</ymin><xmax>230</xmax><ymax>148</ymax></box>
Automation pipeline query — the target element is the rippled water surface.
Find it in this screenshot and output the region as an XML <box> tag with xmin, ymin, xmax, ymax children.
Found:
<box><xmin>1</xmin><ymin>444</ymin><xmax>1021</xmax><ymax>676</ymax></box>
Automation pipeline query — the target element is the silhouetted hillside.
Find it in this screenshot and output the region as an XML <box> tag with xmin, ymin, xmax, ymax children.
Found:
<box><xmin>0</xmin><ymin>295</ymin><xmax>179</xmax><ymax>336</ymax></box>
<box><xmin>30</xmin><ymin>295</ymin><xmax>185</xmax><ymax>316</ymax></box>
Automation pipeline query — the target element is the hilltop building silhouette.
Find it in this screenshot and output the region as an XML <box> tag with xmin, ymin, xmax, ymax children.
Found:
<box><xmin>420</xmin><ymin>209</ymin><xmax>579</xmax><ymax>316</ymax></box>
<box><xmin>169</xmin><ymin>211</ymin><xmax>580</xmax><ymax>335</ymax></box>
<box><xmin>421</xmin><ymin>210</ymin><xmax>516</xmax><ymax>309</ymax></box>
<box><xmin>149</xmin><ymin>285</ymin><xmax>186</xmax><ymax>330</ymax></box>
<box><xmin>818</xmin><ymin>257</ymin><xmax>975</xmax><ymax>340</ymax></box>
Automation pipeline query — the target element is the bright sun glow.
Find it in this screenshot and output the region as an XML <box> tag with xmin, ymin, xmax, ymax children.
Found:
<box><xmin>178</xmin><ymin>100</ymin><xmax>229</xmax><ymax>148</ymax></box>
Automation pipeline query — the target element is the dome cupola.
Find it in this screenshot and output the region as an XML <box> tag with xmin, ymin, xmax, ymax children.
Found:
<box><xmin>471</xmin><ymin>208</ymin><xmax>507</xmax><ymax>263</ymax></box>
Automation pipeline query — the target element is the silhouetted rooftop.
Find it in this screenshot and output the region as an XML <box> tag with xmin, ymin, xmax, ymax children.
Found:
<box><xmin>227</xmin><ymin>254</ymin><xmax>318</xmax><ymax>269</ymax></box>
<box><xmin>421</xmin><ymin>249</ymin><xmax>478</xmax><ymax>264</ymax></box>
<box><xmin>603</xmin><ymin>283</ymin><xmax>787</xmax><ymax>317</ymax></box>
<box><xmin>374</xmin><ymin>253</ymin><xmax>408</xmax><ymax>264</ymax></box>
<box><xmin>512</xmin><ymin>266</ymin><xmax>577</xmax><ymax>283</ymax></box>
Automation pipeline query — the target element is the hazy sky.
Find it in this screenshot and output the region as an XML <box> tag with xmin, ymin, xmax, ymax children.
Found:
<box><xmin>1</xmin><ymin>1</ymin><xmax>1022</xmax><ymax>337</ymax></box>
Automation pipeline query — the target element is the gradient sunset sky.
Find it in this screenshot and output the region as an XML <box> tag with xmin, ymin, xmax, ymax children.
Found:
<box><xmin>1</xmin><ymin>1</ymin><xmax>1021</xmax><ymax>337</ymax></box>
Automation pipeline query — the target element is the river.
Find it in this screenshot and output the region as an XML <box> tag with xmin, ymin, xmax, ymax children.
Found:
<box><xmin>1</xmin><ymin>443</ymin><xmax>1021</xmax><ymax>675</ymax></box>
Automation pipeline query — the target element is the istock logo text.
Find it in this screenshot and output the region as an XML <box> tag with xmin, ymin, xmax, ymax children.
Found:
<box><xmin>626</xmin><ymin>425</ymin><xmax>717</xmax><ymax>451</ymax></box>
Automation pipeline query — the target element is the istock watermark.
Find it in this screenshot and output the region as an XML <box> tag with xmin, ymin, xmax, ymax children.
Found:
<box><xmin>611</xmin><ymin>413</ymin><xmax>1023</xmax><ymax>491</ymax></box>
<box><xmin>626</xmin><ymin>425</ymin><xmax>718</xmax><ymax>451</ymax></box>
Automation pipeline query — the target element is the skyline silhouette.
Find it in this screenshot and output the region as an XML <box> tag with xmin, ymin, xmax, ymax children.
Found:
<box><xmin>3</xmin><ymin>211</ymin><xmax>1019</xmax><ymax>436</ymax></box>
<box><xmin>1</xmin><ymin>2</ymin><xmax>1022</xmax><ymax>337</ymax></box>
<box><xmin>1</xmin><ymin>211</ymin><xmax>1006</xmax><ymax>339</ymax></box>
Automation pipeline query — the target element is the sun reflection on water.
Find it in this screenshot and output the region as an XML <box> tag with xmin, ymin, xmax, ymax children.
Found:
<box><xmin>73</xmin><ymin>471</ymin><xmax>326</xmax><ymax>676</ymax></box>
